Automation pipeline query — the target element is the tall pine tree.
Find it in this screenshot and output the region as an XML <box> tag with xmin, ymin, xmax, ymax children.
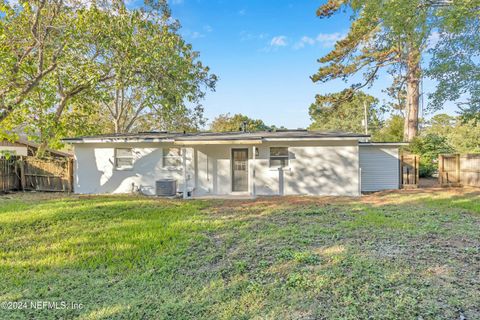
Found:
<box><xmin>312</xmin><ymin>0</ymin><xmax>447</xmax><ymax>141</ymax></box>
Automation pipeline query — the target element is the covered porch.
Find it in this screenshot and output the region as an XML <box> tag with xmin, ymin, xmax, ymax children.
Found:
<box><xmin>176</xmin><ymin>139</ymin><xmax>262</xmax><ymax>199</ymax></box>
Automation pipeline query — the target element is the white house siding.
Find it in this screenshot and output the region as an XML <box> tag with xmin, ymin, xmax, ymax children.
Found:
<box><xmin>359</xmin><ymin>146</ymin><xmax>400</xmax><ymax>192</ymax></box>
<box><xmin>192</xmin><ymin>140</ymin><xmax>360</xmax><ymax>197</ymax></box>
<box><xmin>73</xmin><ymin>143</ymin><xmax>194</xmax><ymax>195</ymax></box>
<box><xmin>74</xmin><ymin>140</ymin><xmax>361</xmax><ymax>197</ymax></box>
<box><xmin>254</xmin><ymin>141</ymin><xmax>360</xmax><ymax>196</ymax></box>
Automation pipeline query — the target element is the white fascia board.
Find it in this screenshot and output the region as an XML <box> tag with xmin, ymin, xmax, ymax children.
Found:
<box><xmin>174</xmin><ymin>140</ymin><xmax>262</xmax><ymax>145</ymax></box>
<box><xmin>262</xmin><ymin>137</ymin><xmax>361</xmax><ymax>142</ymax></box>
<box><xmin>65</xmin><ymin>137</ymin><xmax>367</xmax><ymax>144</ymax></box>
<box><xmin>359</xmin><ymin>142</ymin><xmax>408</xmax><ymax>147</ymax></box>
<box><xmin>65</xmin><ymin>138</ymin><xmax>175</xmax><ymax>144</ymax></box>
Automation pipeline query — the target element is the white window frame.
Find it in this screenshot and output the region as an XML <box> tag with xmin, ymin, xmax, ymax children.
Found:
<box><xmin>163</xmin><ymin>147</ymin><xmax>182</xmax><ymax>169</ymax></box>
<box><xmin>269</xmin><ymin>146</ymin><xmax>289</xmax><ymax>168</ymax></box>
<box><xmin>114</xmin><ymin>148</ymin><xmax>134</xmax><ymax>170</ymax></box>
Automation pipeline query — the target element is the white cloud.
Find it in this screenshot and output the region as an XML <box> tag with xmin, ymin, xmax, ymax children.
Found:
<box><xmin>191</xmin><ymin>31</ymin><xmax>204</xmax><ymax>39</ymax></box>
<box><xmin>316</xmin><ymin>32</ymin><xmax>345</xmax><ymax>47</ymax></box>
<box><xmin>293</xmin><ymin>36</ymin><xmax>315</xmax><ymax>49</ymax></box>
<box><xmin>203</xmin><ymin>25</ymin><xmax>213</xmax><ymax>33</ymax></box>
<box><xmin>240</xmin><ymin>31</ymin><xmax>269</xmax><ymax>41</ymax></box>
<box><xmin>238</xmin><ymin>9</ymin><xmax>247</xmax><ymax>16</ymax></box>
<box><xmin>301</xmin><ymin>36</ymin><xmax>315</xmax><ymax>45</ymax></box>
<box><xmin>184</xmin><ymin>26</ymin><xmax>213</xmax><ymax>40</ymax></box>
<box><xmin>258</xmin><ymin>33</ymin><xmax>268</xmax><ymax>40</ymax></box>
<box><xmin>270</xmin><ymin>36</ymin><xmax>287</xmax><ymax>47</ymax></box>
<box><xmin>293</xmin><ymin>32</ymin><xmax>345</xmax><ymax>50</ymax></box>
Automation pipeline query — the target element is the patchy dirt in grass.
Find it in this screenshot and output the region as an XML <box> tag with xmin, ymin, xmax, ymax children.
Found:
<box><xmin>197</xmin><ymin>187</ymin><xmax>480</xmax><ymax>211</ymax></box>
<box><xmin>3</xmin><ymin>186</ymin><xmax>478</xmax><ymax>208</ymax></box>
<box><xmin>0</xmin><ymin>188</ymin><xmax>479</xmax><ymax>319</ymax></box>
<box><xmin>190</xmin><ymin>188</ymin><xmax>480</xmax><ymax>319</ymax></box>
<box><xmin>0</xmin><ymin>191</ymin><xmax>72</xmax><ymax>202</ymax></box>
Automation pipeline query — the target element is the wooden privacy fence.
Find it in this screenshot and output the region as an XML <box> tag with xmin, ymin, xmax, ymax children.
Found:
<box><xmin>400</xmin><ymin>154</ymin><xmax>419</xmax><ymax>188</ymax></box>
<box><xmin>0</xmin><ymin>157</ymin><xmax>73</xmax><ymax>192</ymax></box>
<box><xmin>0</xmin><ymin>158</ymin><xmax>19</xmax><ymax>192</ymax></box>
<box><xmin>439</xmin><ymin>154</ymin><xmax>480</xmax><ymax>187</ymax></box>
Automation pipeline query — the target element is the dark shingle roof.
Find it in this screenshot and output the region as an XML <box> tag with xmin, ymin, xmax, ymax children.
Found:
<box><xmin>62</xmin><ymin>129</ymin><xmax>370</xmax><ymax>143</ymax></box>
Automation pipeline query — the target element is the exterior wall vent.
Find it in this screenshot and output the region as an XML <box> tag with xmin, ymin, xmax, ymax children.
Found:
<box><xmin>156</xmin><ymin>179</ymin><xmax>177</xmax><ymax>196</ymax></box>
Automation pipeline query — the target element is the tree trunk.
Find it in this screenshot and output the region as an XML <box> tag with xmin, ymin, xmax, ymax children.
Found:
<box><xmin>36</xmin><ymin>95</ymin><xmax>69</xmax><ymax>157</ymax></box>
<box><xmin>114</xmin><ymin>118</ymin><xmax>120</xmax><ymax>133</ymax></box>
<box><xmin>403</xmin><ymin>47</ymin><xmax>421</xmax><ymax>142</ymax></box>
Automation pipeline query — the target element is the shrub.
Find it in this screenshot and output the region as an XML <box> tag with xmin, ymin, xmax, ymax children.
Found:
<box><xmin>408</xmin><ymin>133</ymin><xmax>454</xmax><ymax>177</ymax></box>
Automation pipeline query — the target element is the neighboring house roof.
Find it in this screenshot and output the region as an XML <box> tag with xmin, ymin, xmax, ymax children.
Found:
<box><xmin>62</xmin><ymin>130</ymin><xmax>371</xmax><ymax>144</ymax></box>
<box><xmin>1</xmin><ymin>138</ymin><xmax>73</xmax><ymax>157</ymax></box>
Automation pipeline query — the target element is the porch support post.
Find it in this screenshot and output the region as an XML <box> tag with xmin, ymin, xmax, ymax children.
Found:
<box><xmin>193</xmin><ymin>148</ymin><xmax>198</xmax><ymax>195</ymax></box>
<box><xmin>278</xmin><ymin>167</ymin><xmax>284</xmax><ymax>196</ymax></box>
<box><xmin>182</xmin><ymin>147</ymin><xmax>188</xmax><ymax>199</ymax></box>
<box><xmin>252</xmin><ymin>146</ymin><xmax>256</xmax><ymax>196</ymax></box>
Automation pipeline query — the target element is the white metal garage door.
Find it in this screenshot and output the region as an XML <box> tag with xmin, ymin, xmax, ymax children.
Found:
<box><xmin>359</xmin><ymin>146</ymin><xmax>400</xmax><ymax>192</ymax></box>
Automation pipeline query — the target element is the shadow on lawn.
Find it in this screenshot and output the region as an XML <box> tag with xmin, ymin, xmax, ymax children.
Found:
<box><xmin>0</xmin><ymin>197</ymin><xmax>211</xmax><ymax>271</ymax></box>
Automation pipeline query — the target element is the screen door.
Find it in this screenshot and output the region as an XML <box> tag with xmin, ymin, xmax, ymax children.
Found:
<box><xmin>232</xmin><ymin>149</ymin><xmax>248</xmax><ymax>192</ymax></box>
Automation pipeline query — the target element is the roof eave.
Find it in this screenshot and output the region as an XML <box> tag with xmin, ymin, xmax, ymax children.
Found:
<box><xmin>263</xmin><ymin>137</ymin><xmax>367</xmax><ymax>141</ymax></box>
<box><xmin>62</xmin><ymin>138</ymin><xmax>176</xmax><ymax>144</ymax></box>
<box><xmin>174</xmin><ymin>139</ymin><xmax>263</xmax><ymax>145</ymax></box>
<box><xmin>63</xmin><ymin>136</ymin><xmax>368</xmax><ymax>144</ymax></box>
<box><xmin>359</xmin><ymin>142</ymin><xmax>409</xmax><ymax>146</ymax></box>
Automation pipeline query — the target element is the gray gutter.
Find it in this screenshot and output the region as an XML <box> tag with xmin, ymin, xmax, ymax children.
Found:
<box><xmin>62</xmin><ymin>132</ymin><xmax>370</xmax><ymax>144</ymax></box>
<box><xmin>359</xmin><ymin>142</ymin><xmax>408</xmax><ymax>146</ymax></box>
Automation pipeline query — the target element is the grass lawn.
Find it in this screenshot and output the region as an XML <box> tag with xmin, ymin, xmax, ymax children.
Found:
<box><xmin>0</xmin><ymin>189</ymin><xmax>479</xmax><ymax>319</ymax></box>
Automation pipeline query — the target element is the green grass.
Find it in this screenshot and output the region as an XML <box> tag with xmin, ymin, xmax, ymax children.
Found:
<box><xmin>0</xmin><ymin>190</ymin><xmax>479</xmax><ymax>319</ymax></box>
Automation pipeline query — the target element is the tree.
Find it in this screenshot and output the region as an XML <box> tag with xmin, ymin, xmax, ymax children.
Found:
<box><xmin>406</xmin><ymin>113</ymin><xmax>480</xmax><ymax>178</ymax></box>
<box><xmin>0</xmin><ymin>0</ymin><xmax>70</xmax><ymax>123</ymax></box>
<box><xmin>424</xmin><ymin>113</ymin><xmax>480</xmax><ymax>154</ymax></box>
<box><xmin>0</xmin><ymin>1</ymin><xmax>216</xmax><ymax>155</ymax></box>
<box><xmin>311</xmin><ymin>0</ymin><xmax>449</xmax><ymax>141</ymax></box>
<box><xmin>408</xmin><ymin>133</ymin><xmax>454</xmax><ymax>177</ymax></box>
<box><xmin>372</xmin><ymin>114</ymin><xmax>405</xmax><ymax>142</ymax></box>
<box><xmin>427</xmin><ymin>2</ymin><xmax>480</xmax><ymax>121</ymax></box>
<box><xmin>0</xmin><ymin>0</ymin><xmax>111</xmax><ymax>153</ymax></box>
<box><xmin>309</xmin><ymin>90</ymin><xmax>383</xmax><ymax>135</ymax></box>
<box><xmin>445</xmin><ymin>120</ymin><xmax>480</xmax><ymax>153</ymax></box>
<box><xmin>424</xmin><ymin>114</ymin><xmax>456</xmax><ymax>137</ymax></box>
<box><xmin>98</xmin><ymin>2</ymin><xmax>215</xmax><ymax>133</ymax></box>
<box><xmin>210</xmin><ymin>113</ymin><xmax>270</xmax><ymax>132</ymax></box>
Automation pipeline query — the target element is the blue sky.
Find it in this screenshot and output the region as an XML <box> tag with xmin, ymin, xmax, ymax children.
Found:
<box><xmin>165</xmin><ymin>0</ymin><xmax>456</xmax><ymax>129</ymax></box>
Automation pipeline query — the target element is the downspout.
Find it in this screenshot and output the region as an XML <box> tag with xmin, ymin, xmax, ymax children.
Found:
<box><xmin>252</xmin><ymin>146</ymin><xmax>256</xmax><ymax>197</ymax></box>
<box><xmin>358</xmin><ymin>143</ymin><xmax>362</xmax><ymax>196</ymax></box>
<box><xmin>359</xmin><ymin>167</ymin><xmax>362</xmax><ymax>196</ymax></box>
<box><xmin>278</xmin><ymin>167</ymin><xmax>284</xmax><ymax>196</ymax></box>
<box><xmin>193</xmin><ymin>148</ymin><xmax>198</xmax><ymax>195</ymax></box>
<box><xmin>182</xmin><ymin>147</ymin><xmax>188</xmax><ymax>199</ymax></box>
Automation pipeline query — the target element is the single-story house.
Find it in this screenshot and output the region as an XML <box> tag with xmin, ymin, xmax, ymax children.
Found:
<box><xmin>0</xmin><ymin>138</ymin><xmax>72</xmax><ymax>158</ymax></box>
<box><xmin>62</xmin><ymin>130</ymin><xmax>406</xmax><ymax>197</ymax></box>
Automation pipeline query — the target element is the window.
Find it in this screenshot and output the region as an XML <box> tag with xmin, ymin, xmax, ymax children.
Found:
<box><xmin>115</xmin><ymin>148</ymin><xmax>133</xmax><ymax>169</ymax></box>
<box><xmin>163</xmin><ymin>148</ymin><xmax>182</xmax><ymax>168</ymax></box>
<box><xmin>270</xmin><ymin>147</ymin><xmax>289</xmax><ymax>167</ymax></box>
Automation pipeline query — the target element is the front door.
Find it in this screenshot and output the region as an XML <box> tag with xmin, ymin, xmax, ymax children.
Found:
<box><xmin>232</xmin><ymin>148</ymin><xmax>248</xmax><ymax>192</ymax></box>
